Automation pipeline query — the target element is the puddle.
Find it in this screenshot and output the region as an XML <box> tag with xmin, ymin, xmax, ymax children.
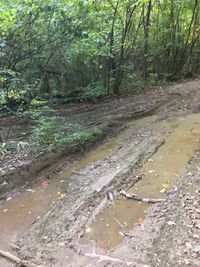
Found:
<box><xmin>84</xmin><ymin>114</ymin><xmax>200</xmax><ymax>250</ymax></box>
<box><xmin>2</xmin><ymin>113</ymin><xmax>200</xmax><ymax>265</ymax></box>
<box><xmin>0</xmin><ymin>115</ymin><xmax>155</xmax><ymax>261</ymax></box>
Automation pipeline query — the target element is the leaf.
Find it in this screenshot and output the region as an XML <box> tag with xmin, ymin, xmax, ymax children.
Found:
<box><xmin>42</xmin><ymin>180</ymin><xmax>49</xmax><ymax>188</ymax></box>
<box><xmin>58</xmin><ymin>193</ymin><xmax>66</xmax><ymax>200</ymax></box>
<box><xmin>147</xmin><ymin>170</ymin><xmax>156</xmax><ymax>174</ymax></box>
<box><xmin>163</xmin><ymin>183</ymin><xmax>169</xmax><ymax>188</ymax></box>
<box><xmin>160</xmin><ymin>188</ymin><xmax>166</xmax><ymax>193</ymax></box>
<box><xmin>138</xmin><ymin>217</ymin><xmax>144</xmax><ymax>222</ymax></box>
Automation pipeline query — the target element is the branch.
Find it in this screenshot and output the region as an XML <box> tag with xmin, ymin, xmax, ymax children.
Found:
<box><xmin>0</xmin><ymin>249</ymin><xmax>42</xmax><ymax>267</ymax></box>
<box><xmin>120</xmin><ymin>190</ymin><xmax>165</xmax><ymax>203</ymax></box>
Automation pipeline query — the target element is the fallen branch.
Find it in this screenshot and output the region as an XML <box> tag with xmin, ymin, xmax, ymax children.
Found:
<box><xmin>113</xmin><ymin>216</ymin><xmax>134</xmax><ymax>237</ymax></box>
<box><xmin>72</xmin><ymin>170</ymin><xmax>86</xmax><ymax>176</ymax></box>
<box><xmin>120</xmin><ymin>190</ymin><xmax>165</xmax><ymax>203</ymax></box>
<box><xmin>0</xmin><ymin>249</ymin><xmax>42</xmax><ymax>267</ymax></box>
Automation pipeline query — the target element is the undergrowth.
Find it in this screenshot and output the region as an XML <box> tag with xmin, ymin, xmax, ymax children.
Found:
<box><xmin>30</xmin><ymin>116</ymin><xmax>107</xmax><ymax>152</ymax></box>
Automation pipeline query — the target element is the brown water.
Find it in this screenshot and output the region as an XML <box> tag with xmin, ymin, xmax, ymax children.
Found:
<box><xmin>0</xmin><ymin>115</ymin><xmax>155</xmax><ymax>267</ymax></box>
<box><xmin>84</xmin><ymin>114</ymin><xmax>200</xmax><ymax>250</ymax></box>
<box><xmin>1</xmin><ymin>114</ymin><xmax>200</xmax><ymax>266</ymax></box>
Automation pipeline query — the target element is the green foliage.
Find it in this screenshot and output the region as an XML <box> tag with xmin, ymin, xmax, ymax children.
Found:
<box><xmin>31</xmin><ymin>116</ymin><xmax>93</xmax><ymax>150</ymax></box>
<box><xmin>0</xmin><ymin>142</ymin><xmax>16</xmax><ymax>160</ymax></box>
<box><xmin>0</xmin><ymin>0</ymin><xmax>199</xmax><ymax>102</ymax></box>
<box><xmin>83</xmin><ymin>82</ymin><xmax>105</xmax><ymax>102</ymax></box>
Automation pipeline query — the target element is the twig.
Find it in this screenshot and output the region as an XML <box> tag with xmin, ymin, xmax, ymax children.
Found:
<box><xmin>72</xmin><ymin>170</ymin><xmax>86</xmax><ymax>176</ymax></box>
<box><xmin>0</xmin><ymin>249</ymin><xmax>42</xmax><ymax>267</ymax></box>
<box><xmin>120</xmin><ymin>190</ymin><xmax>165</xmax><ymax>203</ymax></box>
<box><xmin>113</xmin><ymin>216</ymin><xmax>134</xmax><ymax>237</ymax></box>
<box><xmin>81</xmin><ymin>240</ymin><xmax>132</xmax><ymax>265</ymax></box>
<box><xmin>84</xmin><ymin>250</ymin><xmax>133</xmax><ymax>265</ymax></box>
<box><xmin>5</xmin><ymin>120</ymin><xmax>14</xmax><ymax>142</ymax></box>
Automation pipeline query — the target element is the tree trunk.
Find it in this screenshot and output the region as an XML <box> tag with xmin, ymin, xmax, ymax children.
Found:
<box><xmin>143</xmin><ymin>0</ymin><xmax>152</xmax><ymax>81</ymax></box>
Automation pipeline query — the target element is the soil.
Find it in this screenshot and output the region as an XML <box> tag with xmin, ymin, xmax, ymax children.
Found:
<box><xmin>0</xmin><ymin>79</ymin><xmax>200</xmax><ymax>267</ymax></box>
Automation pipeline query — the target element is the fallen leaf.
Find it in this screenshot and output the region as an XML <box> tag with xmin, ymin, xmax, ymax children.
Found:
<box><xmin>42</xmin><ymin>180</ymin><xmax>49</xmax><ymax>188</ymax></box>
<box><xmin>147</xmin><ymin>170</ymin><xmax>156</xmax><ymax>174</ymax></box>
<box><xmin>26</xmin><ymin>188</ymin><xmax>35</xmax><ymax>192</ymax></box>
<box><xmin>119</xmin><ymin>231</ymin><xmax>124</xmax><ymax>236</ymax></box>
<box><xmin>160</xmin><ymin>188</ymin><xmax>166</xmax><ymax>193</ymax></box>
<box><xmin>138</xmin><ymin>217</ymin><xmax>144</xmax><ymax>222</ymax></box>
<box><xmin>163</xmin><ymin>183</ymin><xmax>169</xmax><ymax>188</ymax></box>
<box><xmin>58</xmin><ymin>193</ymin><xmax>66</xmax><ymax>200</ymax></box>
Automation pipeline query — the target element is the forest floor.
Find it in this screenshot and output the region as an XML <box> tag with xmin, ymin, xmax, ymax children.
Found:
<box><xmin>0</xmin><ymin>79</ymin><xmax>200</xmax><ymax>267</ymax></box>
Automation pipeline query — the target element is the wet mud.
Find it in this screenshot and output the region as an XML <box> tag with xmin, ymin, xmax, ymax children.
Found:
<box><xmin>0</xmin><ymin>79</ymin><xmax>200</xmax><ymax>267</ymax></box>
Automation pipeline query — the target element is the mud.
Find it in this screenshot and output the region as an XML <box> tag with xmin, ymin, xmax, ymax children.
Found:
<box><xmin>1</xmin><ymin>79</ymin><xmax>200</xmax><ymax>195</ymax></box>
<box><xmin>0</xmin><ymin>79</ymin><xmax>200</xmax><ymax>267</ymax></box>
<box><xmin>84</xmin><ymin>114</ymin><xmax>200</xmax><ymax>250</ymax></box>
<box><xmin>17</xmin><ymin>122</ymin><xmax>164</xmax><ymax>264</ymax></box>
<box><xmin>0</xmin><ymin>116</ymin><xmax>155</xmax><ymax>249</ymax></box>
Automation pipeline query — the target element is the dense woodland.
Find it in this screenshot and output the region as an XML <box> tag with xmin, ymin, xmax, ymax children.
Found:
<box><xmin>0</xmin><ymin>0</ymin><xmax>199</xmax><ymax>106</ymax></box>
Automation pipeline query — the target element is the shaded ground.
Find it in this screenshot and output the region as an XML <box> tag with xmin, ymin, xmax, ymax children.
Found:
<box><xmin>0</xmin><ymin>79</ymin><xmax>200</xmax><ymax>267</ymax></box>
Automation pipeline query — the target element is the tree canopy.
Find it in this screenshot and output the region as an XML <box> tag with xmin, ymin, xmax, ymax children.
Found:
<box><xmin>0</xmin><ymin>0</ymin><xmax>199</xmax><ymax>103</ymax></box>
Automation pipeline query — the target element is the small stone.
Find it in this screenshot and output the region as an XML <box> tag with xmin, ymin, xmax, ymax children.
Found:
<box><xmin>85</xmin><ymin>227</ymin><xmax>91</xmax><ymax>233</ymax></box>
<box><xmin>59</xmin><ymin>242</ymin><xmax>65</xmax><ymax>247</ymax></box>
<box><xmin>167</xmin><ymin>221</ymin><xmax>176</xmax><ymax>226</ymax></box>
<box><xmin>193</xmin><ymin>245</ymin><xmax>200</xmax><ymax>253</ymax></box>
<box><xmin>185</xmin><ymin>242</ymin><xmax>192</xmax><ymax>250</ymax></box>
<box><xmin>193</xmin><ymin>234</ymin><xmax>199</xmax><ymax>239</ymax></box>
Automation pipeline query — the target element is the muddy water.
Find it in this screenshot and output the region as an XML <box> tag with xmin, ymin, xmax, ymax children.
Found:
<box><xmin>84</xmin><ymin>114</ymin><xmax>200</xmax><ymax>250</ymax></box>
<box><xmin>0</xmin><ymin>115</ymin><xmax>155</xmax><ymax>265</ymax></box>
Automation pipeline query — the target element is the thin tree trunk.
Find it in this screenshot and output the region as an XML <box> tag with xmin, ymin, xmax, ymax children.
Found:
<box><xmin>143</xmin><ymin>0</ymin><xmax>152</xmax><ymax>81</ymax></box>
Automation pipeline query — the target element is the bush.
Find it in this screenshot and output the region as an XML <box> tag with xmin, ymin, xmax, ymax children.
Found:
<box><xmin>31</xmin><ymin>116</ymin><xmax>93</xmax><ymax>150</ymax></box>
<box><xmin>83</xmin><ymin>82</ymin><xmax>105</xmax><ymax>102</ymax></box>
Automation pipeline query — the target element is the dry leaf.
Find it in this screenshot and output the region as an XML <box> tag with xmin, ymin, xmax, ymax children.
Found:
<box><xmin>58</xmin><ymin>193</ymin><xmax>66</xmax><ymax>200</ymax></box>
<box><xmin>148</xmin><ymin>170</ymin><xmax>156</xmax><ymax>174</ymax></box>
<box><xmin>160</xmin><ymin>188</ymin><xmax>166</xmax><ymax>193</ymax></box>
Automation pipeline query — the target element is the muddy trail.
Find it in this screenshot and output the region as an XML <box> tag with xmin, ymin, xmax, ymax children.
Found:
<box><xmin>0</xmin><ymin>79</ymin><xmax>200</xmax><ymax>267</ymax></box>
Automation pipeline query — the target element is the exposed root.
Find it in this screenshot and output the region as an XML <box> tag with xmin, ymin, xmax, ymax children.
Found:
<box><xmin>120</xmin><ymin>190</ymin><xmax>165</xmax><ymax>203</ymax></box>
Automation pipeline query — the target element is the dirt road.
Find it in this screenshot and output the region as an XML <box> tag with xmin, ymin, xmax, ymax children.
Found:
<box><xmin>0</xmin><ymin>79</ymin><xmax>200</xmax><ymax>267</ymax></box>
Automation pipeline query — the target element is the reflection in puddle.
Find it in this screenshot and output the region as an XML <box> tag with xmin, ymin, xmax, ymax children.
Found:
<box><xmin>84</xmin><ymin>114</ymin><xmax>200</xmax><ymax>250</ymax></box>
<box><xmin>0</xmin><ymin>115</ymin><xmax>155</xmax><ymax>255</ymax></box>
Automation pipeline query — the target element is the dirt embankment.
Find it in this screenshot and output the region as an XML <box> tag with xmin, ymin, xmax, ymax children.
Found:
<box><xmin>1</xmin><ymin>79</ymin><xmax>200</xmax><ymax>197</ymax></box>
<box><xmin>0</xmin><ymin>79</ymin><xmax>200</xmax><ymax>267</ymax></box>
